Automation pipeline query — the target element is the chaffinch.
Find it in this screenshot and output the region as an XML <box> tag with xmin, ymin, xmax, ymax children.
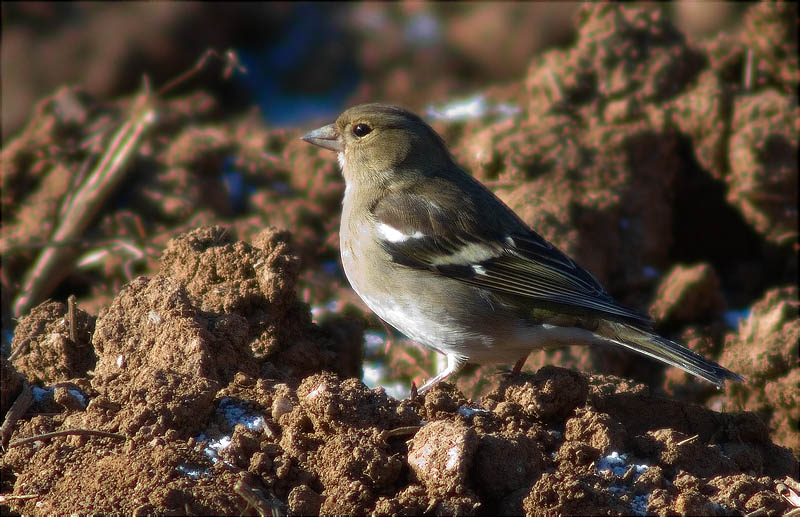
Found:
<box><xmin>302</xmin><ymin>103</ymin><xmax>742</xmax><ymax>394</ymax></box>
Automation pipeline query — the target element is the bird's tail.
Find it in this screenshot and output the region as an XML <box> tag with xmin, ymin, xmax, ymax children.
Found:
<box><xmin>599</xmin><ymin>320</ymin><xmax>744</xmax><ymax>388</ymax></box>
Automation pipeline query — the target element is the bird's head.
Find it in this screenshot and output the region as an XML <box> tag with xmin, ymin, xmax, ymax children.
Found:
<box><xmin>302</xmin><ymin>103</ymin><xmax>452</xmax><ymax>189</ymax></box>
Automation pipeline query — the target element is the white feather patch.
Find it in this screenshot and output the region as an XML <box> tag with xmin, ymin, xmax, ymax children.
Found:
<box><xmin>429</xmin><ymin>241</ymin><xmax>500</xmax><ymax>266</ymax></box>
<box><xmin>337</xmin><ymin>152</ymin><xmax>346</xmax><ymax>170</ymax></box>
<box><xmin>376</xmin><ymin>223</ymin><xmax>425</xmax><ymax>243</ymax></box>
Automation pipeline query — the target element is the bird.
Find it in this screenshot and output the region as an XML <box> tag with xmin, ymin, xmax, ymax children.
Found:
<box><xmin>301</xmin><ymin>103</ymin><xmax>743</xmax><ymax>394</ymax></box>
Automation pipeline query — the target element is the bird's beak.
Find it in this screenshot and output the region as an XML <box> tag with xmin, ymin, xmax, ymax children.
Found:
<box><xmin>301</xmin><ymin>123</ymin><xmax>343</xmax><ymax>152</ymax></box>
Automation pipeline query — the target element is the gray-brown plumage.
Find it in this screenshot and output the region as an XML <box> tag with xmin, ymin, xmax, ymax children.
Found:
<box><xmin>302</xmin><ymin>103</ymin><xmax>743</xmax><ymax>394</ymax></box>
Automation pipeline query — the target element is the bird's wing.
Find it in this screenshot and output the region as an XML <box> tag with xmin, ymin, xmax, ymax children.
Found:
<box><xmin>372</xmin><ymin>187</ymin><xmax>652</xmax><ymax>327</ymax></box>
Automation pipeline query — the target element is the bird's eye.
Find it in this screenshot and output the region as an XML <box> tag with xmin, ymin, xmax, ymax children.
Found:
<box><xmin>352</xmin><ymin>123</ymin><xmax>372</xmax><ymax>138</ymax></box>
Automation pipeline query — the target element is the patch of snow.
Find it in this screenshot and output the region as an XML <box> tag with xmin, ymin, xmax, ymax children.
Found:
<box><xmin>218</xmin><ymin>397</ymin><xmax>265</xmax><ymax>432</ymax></box>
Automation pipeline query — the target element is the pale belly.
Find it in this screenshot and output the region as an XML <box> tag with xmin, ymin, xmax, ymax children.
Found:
<box><xmin>337</xmin><ymin>207</ymin><xmax>604</xmax><ymax>365</ymax></box>
<box><xmin>341</xmin><ymin>248</ymin><xmax>477</xmax><ymax>351</ymax></box>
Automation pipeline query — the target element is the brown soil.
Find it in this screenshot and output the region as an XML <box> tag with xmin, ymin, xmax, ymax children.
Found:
<box><xmin>2</xmin><ymin>261</ymin><xmax>797</xmax><ymax>514</ymax></box>
<box><xmin>2</xmin><ymin>3</ymin><xmax>798</xmax><ymax>516</ymax></box>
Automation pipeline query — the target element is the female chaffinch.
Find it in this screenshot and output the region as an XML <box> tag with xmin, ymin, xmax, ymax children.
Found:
<box><xmin>303</xmin><ymin>103</ymin><xmax>742</xmax><ymax>394</ymax></box>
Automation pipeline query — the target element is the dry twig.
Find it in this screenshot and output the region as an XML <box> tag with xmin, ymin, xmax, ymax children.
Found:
<box><xmin>7</xmin><ymin>338</ymin><xmax>31</xmax><ymax>363</ymax></box>
<box><xmin>234</xmin><ymin>475</ymin><xmax>285</xmax><ymax>517</ymax></box>
<box><xmin>0</xmin><ymin>382</ymin><xmax>33</xmax><ymax>449</ymax></box>
<box><xmin>12</xmin><ymin>49</ymin><xmax>245</xmax><ymax>317</ymax></box>
<box><xmin>381</xmin><ymin>425</ymin><xmax>423</xmax><ymax>440</ymax></box>
<box><xmin>777</xmin><ymin>480</ymin><xmax>800</xmax><ymax>508</ymax></box>
<box><xmin>675</xmin><ymin>434</ymin><xmax>699</xmax><ymax>447</ymax></box>
<box><xmin>0</xmin><ymin>494</ymin><xmax>38</xmax><ymax>503</ymax></box>
<box><xmin>8</xmin><ymin>429</ymin><xmax>125</xmax><ymax>448</ymax></box>
<box><xmin>13</xmin><ymin>87</ymin><xmax>157</xmax><ymax>317</ymax></box>
<box><xmin>67</xmin><ymin>294</ymin><xmax>77</xmax><ymax>342</ymax></box>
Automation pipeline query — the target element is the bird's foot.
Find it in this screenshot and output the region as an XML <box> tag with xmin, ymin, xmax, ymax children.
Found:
<box><xmin>413</xmin><ymin>353</ymin><xmax>467</xmax><ymax>397</ymax></box>
<box><xmin>408</xmin><ymin>381</ymin><xmax>419</xmax><ymax>400</ymax></box>
<box><xmin>511</xmin><ymin>355</ymin><xmax>528</xmax><ymax>375</ymax></box>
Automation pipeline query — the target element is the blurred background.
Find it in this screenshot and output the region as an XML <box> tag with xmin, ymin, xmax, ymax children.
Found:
<box><xmin>2</xmin><ymin>1</ymin><xmax>747</xmax><ymax>140</ymax></box>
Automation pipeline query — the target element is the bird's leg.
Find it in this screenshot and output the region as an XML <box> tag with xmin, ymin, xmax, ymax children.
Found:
<box><xmin>416</xmin><ymin>353</ymin><xmax>467</xmax><ymax>395</ymax></box>
<box><xmin>511</xmin><ymin>354</ymin><xmax>529</xmax><ymax>375</ymax></box>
